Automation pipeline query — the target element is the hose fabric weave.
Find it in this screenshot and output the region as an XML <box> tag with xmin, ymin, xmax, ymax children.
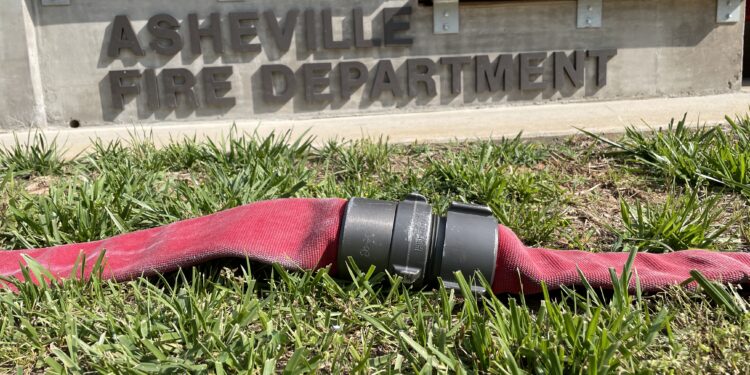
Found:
<box><xmin>492</xmin><ymin>225</ymin><xmax>750</xmax><ymax>293</ymax></box>
<box><xmin>0</xmin><ymin>198</ymin><xmax>346</xmax><ymax>286</ymax></box>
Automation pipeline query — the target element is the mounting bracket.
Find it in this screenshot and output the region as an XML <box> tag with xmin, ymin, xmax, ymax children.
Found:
<box><xmin>577</xmin><ymin>0</ymin><xmax>602</xmax><ymax>28</ymax></box>
<box><xmin>716</xmin><ymin>0</ymin><xmax>742</xmax><ymax>23</ymax></box>
<box><xmin>433</xmin><ymin>0</ymin><xmax>460</xmax><ymax>34</ymax></box>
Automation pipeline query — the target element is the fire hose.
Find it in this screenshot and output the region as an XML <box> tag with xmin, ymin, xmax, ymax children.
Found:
<box><xmin>1</xmin><ymin>195</ymin><xmax>749</xmax><ymax>294</ymax></box>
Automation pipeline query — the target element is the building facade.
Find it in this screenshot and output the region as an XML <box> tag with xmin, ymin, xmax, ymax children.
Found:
<box><xmin>0</xmin><ymin>0</ymin><xmax>746</xmax><ymax>130</ymax></box>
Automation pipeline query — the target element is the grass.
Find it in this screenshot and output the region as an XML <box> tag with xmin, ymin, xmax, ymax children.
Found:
<box><xmin>618</xmin><ymin>188</ymin><xmax>737</xmax><ymax>253</ymax></box>
<box><xmin>583</xmin><ymin>114</ymin><xmax>750</xmax><ymax>196</ymax></box>
<box><xmin>0</xmin><ymin>119</ymin><xmax>749</xmax><ymax>373</ymax></box>
<box><xmin>0</xmin><ymin>256</ymin><xmax>674</xmax><ymax>374</ymax></box>
<box><xmin>0</xmin><ymin>133</ymin><xmax>67</xmax><ymax>178</ymax></box>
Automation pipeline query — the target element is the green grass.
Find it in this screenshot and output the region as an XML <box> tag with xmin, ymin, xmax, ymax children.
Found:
<box><xmin>617</xmin><ymin>188</ymin><xmax>737</xmax><ymax>253</ymax></box>
<box><xmin>0</xmin><ymin>120</ymin><xmax>749</xmax><ymax>373</ymax></box>
<box><xmin>584</xmin><ymin>114</ymin><xmax>750</xmax><ymax>196</ymax></box>
<box><xmin>0</xmin><ymin>132</ymin><xmax>67</xmax><ymax>178</ymax></box>
<box><xmin>0</xmin><ymin>251</ymin><xmax>679</xmax><ymax>374</ymax></box>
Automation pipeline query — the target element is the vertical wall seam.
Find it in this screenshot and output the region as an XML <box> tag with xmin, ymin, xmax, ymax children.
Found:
<box><xmin>22</xmin><ymin>0</ymin><xmax>48</xmax><ymax>128</ymax></box>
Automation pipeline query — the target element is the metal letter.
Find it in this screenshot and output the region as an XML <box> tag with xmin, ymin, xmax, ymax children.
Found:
<box><xmin>188</xmin><ymin>13</ymin><xmax>223</xmax><ymax>55</ymax></box>
<box><xmin>107</xmin><ymin>15</ymin><xmax>145</xmax><ymax>58</ymax></box>
<box><xmin>229</xmin><ymin>12</ymin><xmax>261</xmax><ymax>53</ymax></box>
<box><xmin>554</xmin><ymin>50</ymin><xmax>584</xmax><ymax>90</ymax></box>
<box><xmin>261</xmin><ymin>64</ymin><xmax>297</xmax><ymax>103</ymax></box>
<box><xmin>303</xmin><ymin>63</ymin><xmax>333</xmax><ymax>102</ymax></box>
<box><xmin>147</xmin><ymin>14</ymin><xmax>183</xmax><ymax>56</ymax></box>
<box><xmin>519</xmin><ymin>52</ymin><xmax>547</xmax><ymax>91</ymax></box>
<box><xmin>339</xmin><ymin>61</ymin><xmax>368</xmax><ymax>100</ymax></box>
<box><xmin>162</xmin><ymin>68</ymin><xmax>198</xmax><ymax>108</ymax></box>
<box><xmin>440</xmin><ymin>56</ymin><xmax>471</xmax><ymax>94</ymax></box>
<box><xmin>475</xmin><ymin>54</ymin><xmax>513</xmax><ymax>93</ymax></box>
<box><xmin>353</xmin><ymin>8</ymin><xmax>379</xmax><ymax>48</ymax></box>
<box><xmin>203</xmin><ymin>66</ymin><xmax>236</xmax><ymax>107</ymax></box>
<box><xmin>323</xmin><ymin>9</ymin><xmax>352</xmax><ymax>49</ymax></box>
<box><xmin>383</xmin><ymin>7</ymin><xmax>413</xmax><ymax>46</ymax></box>
<box><xmin>371</xmin><ymin>60</ymin><xmax>404</xmax><ymax>98</ymax></box>
<box><xmin>407</xmin><ymin>58</ymin><xmax>437</xmax><ymax>97</ymax></box>
<box><xmin>305</xmin><ymin>9</ymin><xmax>318</xmax><ymax>51</ymax></box>
<box><xmin>108</xmin><ymin>70</ymin><xmax>141</xmax><ymax>109</ymax></box>
<box><xmin>264</xmin><ymin>9</ymin><xmax>300</xmax><ymax>53</ymax></box>
<box><xmin>588</xmin><ymin>49</ymin><xmax>617</xmax><ymax>87</ymax></box>
<box><xmin>144</xmin><ymin>68</ymin><xmax>160</xmax><ymax>110</ymax></box>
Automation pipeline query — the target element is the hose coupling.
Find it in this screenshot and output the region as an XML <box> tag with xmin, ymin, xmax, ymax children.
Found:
<box><xmin>338</xmin><ymin>193</ymin><xmax>498</xmax><ymax>292</ymax></box>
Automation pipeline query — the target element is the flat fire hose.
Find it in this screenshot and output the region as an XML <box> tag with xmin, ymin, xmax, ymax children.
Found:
<box><xmin>1</xmin><ymin>195</ymin><xmax>749</xmax><ymax>294</ymax></box>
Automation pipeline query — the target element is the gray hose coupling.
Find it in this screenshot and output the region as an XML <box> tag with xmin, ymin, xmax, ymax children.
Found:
<box><xmin>337</xmin><ymin>193</ymin><xmax>498</xmax><ymax>292</ymax></box>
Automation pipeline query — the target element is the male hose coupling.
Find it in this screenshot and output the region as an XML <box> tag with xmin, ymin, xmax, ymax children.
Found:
<box><xmin>337</xmin><ymin>193</ymin><xmax>498</xmax><ymax>292</ymax></box>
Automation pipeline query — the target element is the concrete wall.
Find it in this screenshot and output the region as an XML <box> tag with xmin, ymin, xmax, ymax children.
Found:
<box><xmin>0</xmin><ymin>0</ymin><xmax>745</xmax><ymax>130</ymax></box>
<box><xmin>0</xmin><ymin>1</ymin><xmax>45</xmax><ymax>129</ymax></box>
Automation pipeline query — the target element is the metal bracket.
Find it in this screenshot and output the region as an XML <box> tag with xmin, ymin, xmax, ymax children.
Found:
<box><xmin>433</xmin><ymin>0</ymin><xmax>459</xmax><ymax>34</ymax></box>
<box><xmin>577</xmin><ymin>0</ymin><xmax>602</xmax><ymax>28</ymax></box>
<box><xmin>717</xmin><ymin>0</ymin><xmax>742</xmax><ymax>23</ymax></box>
<box><xmin>41</xmin><ymin>0</ymin><xmax>70</xmax><ymax>5</ymax></box>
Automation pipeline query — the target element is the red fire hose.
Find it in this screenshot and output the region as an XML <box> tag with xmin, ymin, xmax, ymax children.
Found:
<box><xmin>1</xmin><ymin>197</ymin><xmax>749</xmax><ymax>294</ymax></box>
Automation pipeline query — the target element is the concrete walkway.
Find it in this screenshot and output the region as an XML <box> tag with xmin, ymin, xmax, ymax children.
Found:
<box><xmin>2</xmin><ymin>92</ymin><xmax>749</xmax><ymax>157</ymax></box>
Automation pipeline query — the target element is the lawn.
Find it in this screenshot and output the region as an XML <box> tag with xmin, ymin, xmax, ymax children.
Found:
<box><xmin>1</xmin><ymin>115</ymin><xmax>749</xmax><ymax>373</ymax></box>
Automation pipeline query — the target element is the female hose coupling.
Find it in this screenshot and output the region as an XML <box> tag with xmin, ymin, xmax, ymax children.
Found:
<box><xmin>337</xmin><ymin>193</ymin><xmax>498</xmax><ymax>292</ymax></box>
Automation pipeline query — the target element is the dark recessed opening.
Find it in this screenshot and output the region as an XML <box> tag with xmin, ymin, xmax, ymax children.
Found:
<box><xmin>69</xmin><ymin>119</ymin><xmax>81</xmax><ymax>128</ymax></box>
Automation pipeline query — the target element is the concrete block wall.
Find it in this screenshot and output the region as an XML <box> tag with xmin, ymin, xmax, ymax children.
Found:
<box><xmin>0</xmin><ymin>0</ymin><xmax>745</xmax><ymax>130</ymax></box>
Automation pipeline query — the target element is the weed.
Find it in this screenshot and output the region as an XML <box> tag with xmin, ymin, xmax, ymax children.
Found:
<box><xmin>467</xmin><ymin>134</ymin><xmax>549</xmax><ymax>166</ymax></box>
<box><xmin>618</xmin><ymin>189</ymin><xmax>736</xmax><ymax>252</ymax></box>
<box><xmin>584</xmin><ymin>115</ymin><xmax>750</xmax><ymax>197</ymax></box>
<box><xmin>699</xmin><ymin>116</ymin><xmax>750</xmax><ymax>196</ymax></box>
<box><xmin>0</xmin><ymin>133</ymin><xmax>68</xmax><ymax>178</ymax></box>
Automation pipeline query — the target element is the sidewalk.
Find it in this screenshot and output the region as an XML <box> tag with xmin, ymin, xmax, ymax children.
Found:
<box><xmin>2</xmin><ymin>92</ymin><xmax>749</xmax><ymax>157</ymax></box>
